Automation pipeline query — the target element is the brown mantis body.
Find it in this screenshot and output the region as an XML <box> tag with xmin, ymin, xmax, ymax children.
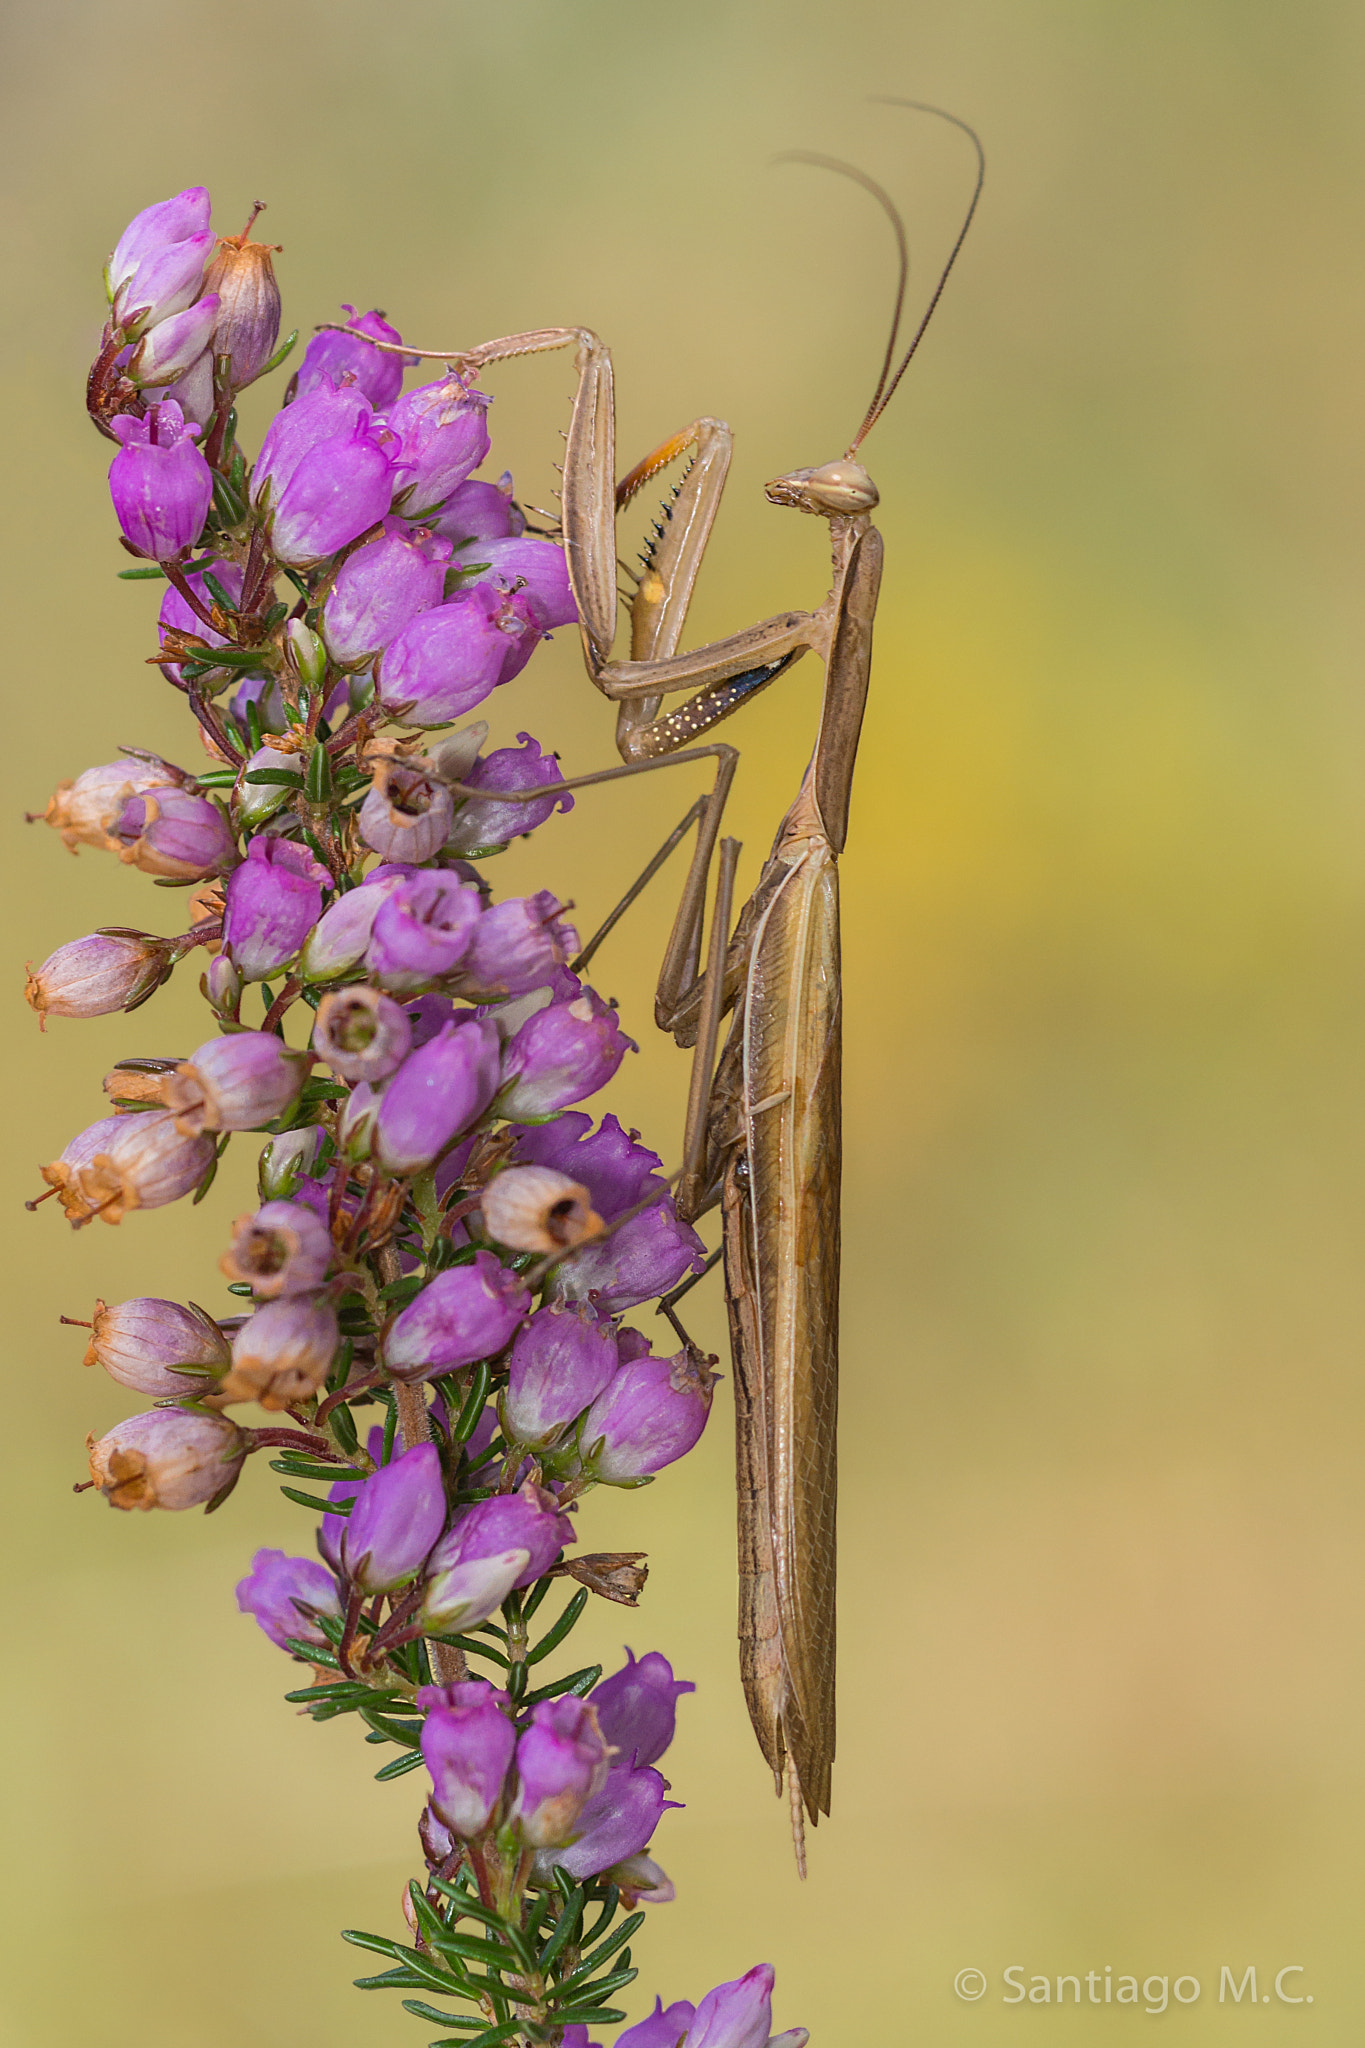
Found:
<box><xmin>354</xmin><ymin>103</ymin><xmax>983</xmax><ymax>1865</ymax></box>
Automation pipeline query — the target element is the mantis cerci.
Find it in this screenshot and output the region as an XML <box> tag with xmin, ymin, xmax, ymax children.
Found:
<box><xmin>350</xmin><ymin>100</ymin><xmax>984</xmax><ymax>1869</ymax></box>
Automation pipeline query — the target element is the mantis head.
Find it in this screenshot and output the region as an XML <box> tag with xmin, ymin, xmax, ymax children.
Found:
<box><xmin>765</xmin><ymin>459</ymin><xmax>879</xmax><ymax>517</ymax></box>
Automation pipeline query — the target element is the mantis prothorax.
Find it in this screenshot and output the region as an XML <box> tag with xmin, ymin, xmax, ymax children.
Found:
<box><xmin>351</xmin><ymin>101</ymin><xmax>984</xmax><ymax>1870</ymax></box>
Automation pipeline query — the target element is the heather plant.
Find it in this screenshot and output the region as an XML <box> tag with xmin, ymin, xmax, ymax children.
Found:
<box><xmin>27</xmin><ymin>187</ymin><xmax>807</xmax><ymax>2048</ymax></box>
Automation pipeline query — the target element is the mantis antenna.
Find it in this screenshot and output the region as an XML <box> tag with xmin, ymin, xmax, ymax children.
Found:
<box><xmin>777</xmin><ymin>99</ymin><xmax>985</xmax><ymax>457</ymax></box>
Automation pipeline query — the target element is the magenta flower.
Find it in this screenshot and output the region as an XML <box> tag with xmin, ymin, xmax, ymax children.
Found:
<box><xmin>512</xmin><ymin>1697</ymin><xmax>613</xmax><ymax>1849</ymax></box>
<box><xmin>110</xmin><ymin>229</ymin><xmax>214</xmax><ymax>338</ymax></box>
<box><xmin>499</xmin><ymin>991</ymin><xmax>635</xmax><ymax>1119</ymax></box>
<box><xmin>419</xmin><ymin>1543</ymin><xmax>533</xmax><ymax>1635</ymax></box>
<box><xmin>501</xmin><ymin>1303</ymin><xmax>620</xmax><ymax>1449</ymax></box>
<box><xmin>445</xmin><ymin>732</ymin><xmax>573</xmax><ymax>856</ymax></box>
<box><xmin>127</xmin><ymin>294</ymin><xmax>221</xmax><ymax>389</ymax></box>
<box><xmin>374</xmin><ymin>585</ymin><xmax>510</xmax><ymax>726</ymax></box>
<box><xmin>541</xmin><ymin>1759</ymin><xmax>672</xmax><ymax>1880</ymax></box>
<box><xmin>317</xmin><ymin>1427</ymin><xmax>386</xmax><ymax>1571</ymax></box>
<box><xmin>489</xmin><ymin>586</ymin><xmax>546</xmax><ymax>685</ymax></box>
<box><xmin>254</xmin><ymin>378</ymin><xmax>371</xmax><ymax>500</ymax></box>
<box><xmin>236</xmin><ymin>1548</ymin><xmax>341</xmax><ymax>1651</ymax></box>
<box><xmin>270</xmin><ymin>411</ymin><xmax>398</xmax><ymax>566</ymax></box>
<box><xmin>405</xmin><ymin>991</ymin><xmax>459</xmax><ymax>1046</ymax></box>
<box><xmin>420</xmin><ymin>1680</ymin><xmax>516</xmax><ymax>1837</ymax></box>
<box><xmin>223</xmin><ymin>836</ymin><xmax>328</xmax><ymax>981</ymax></box>
<box><xmin>340</xmin><ymin>1442</ymin><xmax>446</xmax><ymax>1594</ymax></box>
<box><xmin>465</xmin><ymin>536</ymin><xmax>577</xmax><ymax>629</ymax></box>
<box><xmin>372</xmin><ymin>1018</ymin><xmax>502</xmax><ymax>1176</ymax></box>
<box><xmin>108</xmin><ymin>401</ymin><xmax>213</xmax><ymax>560</ymax></box>
<box><xmin>426</xmin><ymin>1479</ymin><xmax>576</xmax><ymax>1596</ymax></box>
<box><xmin>293</xmin><ymin>305</ymin><xmax>414</xmax><ymax>409</ymax></box>
<box><xmin>388</xmin><ymin>375</ymin><xmax>492</xmax><ymax>516</ymax></box>
<box><xmin>81</xmin><ymin>1295</ymin><xmax>229</xmax><ymax>1398</ymax></box>
<box><xmin>616</xmin><ymin>2000</ymin><xmax>698</xmax><ymax>2048</ymax></box>
<box><xmin>590</xmin><ymin>1650</ymin><xmax>694</xmax><ymax>1770</ymax></box>
<box><xmin>616</xmin><ymin>1974</ymin><xmax>805</xmax><ymax>2048</ymax></box>
<box><xmin>322</xmin><ymin>523</ymin><xmax>451</xmax><ymax>668</ymax></box>
<box><xmin>689</xmin><ymin>1969</ymin><xmax>806</xmax><ymax>2048</ymax></box>
<box><xmin>86</xmin><ymin>1408</ymin><xmax>246</xmax><ymax>1513</ymax></box>
<box><xmin>432</xmin><ymin>474</ymin><xmax>523</xmax><ymax>547</ymax></box>
<box><xmin>253</xmin><ymin>380</ymin><xmax>398</xmax><ymax>567</ymax></box>
<box><xmin>108</xmin><ymin>188</ymin><xmax>212</xmax><ymax>322</ymax></box>
<box><xmin>463</xmin><ymin>891</ymin><xmax>578</xmax><ymax>1002</ymax></box>
<box><xmin>367</xmin><ymin>870</ymin><xmax>481</xmax><ymax>991</ymax></box>
<box><xmin>113</xmin><ymin>785</ymin><xmax>235</xmax><ymax>881</ymax></box>
<box><xmin>581</xmin><ymin>1345</ymin><xmax>716</xmax><ymax>1482</ymax></box>
<box><xmin>382</xmin><ymin>1249</ymin><xmax>530</xmax><ymax>1380</ymax></box>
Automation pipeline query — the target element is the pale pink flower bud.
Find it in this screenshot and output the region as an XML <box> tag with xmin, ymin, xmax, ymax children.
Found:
<box><xmin>81</xmin><ymin>1296</ymin><xmax>230</xmax><ymax>1397</ymax></box>
<box><xmin>220</xmin><ymin>1293</ymin><xmax>339</xmax><ymax>1409</ymax></box>
<box><xmin>479</xmin><ymin>1166</ymin><xmax>605</xmax><ymax>1255</ymax></box>
<box><xmin>313</xmin><ymin>986</ymin><xmax>412</xmax><ymax>1083</ymax></box>
<box><xmin>159</xmin><ymin>1031</ymin><xmax>310</xmax><ymax>1135</ymax></box>
<box><xmin>86</xmin><ymin>1408</ymin><xmax>247</xmax><ymax>1512</ymax></box>
<box><xmin>202</xmin><ymin>225</ymin><xmax>282</xmax><ymax>388</ymax></box>
<box><xmin>25</xmin><ymin>930</ymin><xmax>174</xmax><ymax>1021</ymax></box>
<box><xmin>40</xmin><ymin>1111</ymin><xmax>215</xmax><ymax>1226</ymax></box>
<box><xmin>357</xmin><ymin>761</ymin><xmax>454</xmax><ymax>865</ymax></box>
<box><xmin>219</xmin><ymin>1200</ymin><xmax>334</xmax><ymax>1299</ymax></box>
<box><xmin>32</xmin><ymin>759</ymin><xmax>169</xmax><ymax>854</ymax></box>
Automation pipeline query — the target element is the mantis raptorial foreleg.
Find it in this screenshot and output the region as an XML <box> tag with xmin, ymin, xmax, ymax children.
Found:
<box><xmin>353</xmin><ymin>322</ymin><xmax>829</xmax><ymax>754</ymax></box>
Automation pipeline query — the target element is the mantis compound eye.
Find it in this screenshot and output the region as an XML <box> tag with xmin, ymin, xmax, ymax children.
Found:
<box><xmin>764</xmin><ymin>459</ymin><xmax>879</xmax><ymax>516</ymax></box>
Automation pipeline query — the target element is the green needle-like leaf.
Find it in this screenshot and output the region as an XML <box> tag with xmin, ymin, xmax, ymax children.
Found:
<box><xmin>521</xmin><ymin>1663</ymin><xmax>602</xmax><ymax>1707</ymax></box>
<box><xmin>428</xmin><ymin>2022</ymin><xmax>524</xmax><ymax>2048</ymax></box>
<box><xmin>577</xmin><ymin>1883</ymin><xmax>620</xmax><ymax>1951</ymax></box>
<box><xmin>400</xmin><ymin>2003</ymin><xmax>487</xmax><ymax>2027</ymax></box>
<box><xmin>559</xmin><ymin>1909</ymin><xmax>645</xmax><ymax>1988</ymax></box>
<box><xmin>527</xmin><ymin>1588</ymin><xmax>589</xmax><ymax>1664</ymax></box>
<box><xmin>280</xmin><ymin>1485</ymin><xmax>348</xmax><ymax>1514</ymax></box>
<box><xmin>374</xmin><ymin>1749</ymin><xmax>426</xmax><ymax>1781</ymax></box>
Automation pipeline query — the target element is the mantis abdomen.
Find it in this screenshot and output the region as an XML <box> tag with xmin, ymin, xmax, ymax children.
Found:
<box><xmin>724</xmin><ymin>806</ymin><xmax>842</xmax><ymax>1838</ymax></box>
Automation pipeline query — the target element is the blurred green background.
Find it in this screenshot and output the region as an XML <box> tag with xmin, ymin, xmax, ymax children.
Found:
<box><xmin>4</xmin><ymin>0</ymin><xmax>1365</xmax><ymax>2040</ymax></box>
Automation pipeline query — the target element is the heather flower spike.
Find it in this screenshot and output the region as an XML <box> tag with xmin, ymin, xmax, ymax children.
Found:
<box><xmin>42</xmin><ymin>180</ymin><xmax>813</xmax><ymax>2048</ymax></box>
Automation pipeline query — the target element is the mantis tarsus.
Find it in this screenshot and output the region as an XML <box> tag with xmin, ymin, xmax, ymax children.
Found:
<box><xmin>357</xmin><ymin>100</ymin><xmax>984</xmax><ymax>1869</ymax></box>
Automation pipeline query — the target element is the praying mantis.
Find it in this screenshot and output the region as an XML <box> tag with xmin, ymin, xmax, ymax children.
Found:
<box><xmin>351</xmin><ymin>101</ymin><xmax>984</xmax><ymax>1867</ymax></box>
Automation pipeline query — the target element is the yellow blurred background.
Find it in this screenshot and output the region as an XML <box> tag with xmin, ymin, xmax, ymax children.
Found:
<box><xmin>5</xmin><ymin>0</ymin><xmax>1365</xmax><ymax>2040</ymax></box>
